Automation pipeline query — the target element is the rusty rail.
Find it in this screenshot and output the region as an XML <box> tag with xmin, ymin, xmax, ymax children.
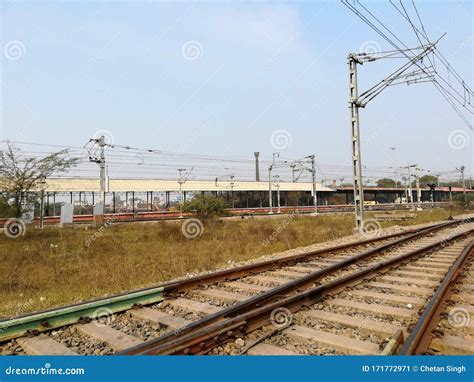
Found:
<box><xmin>1</xmin><ymin>216</ymin><xmax>454</xmax><ymax>342</ymax></box>
<box><xmin>121</xmin><ymin>221</ymin><xmax>472</xmax><ymax>355</ymax></box>
<box><xmin>399</xmin><ymin>239</ymin><xmax>474</xmax><ymax>355</ymax></box>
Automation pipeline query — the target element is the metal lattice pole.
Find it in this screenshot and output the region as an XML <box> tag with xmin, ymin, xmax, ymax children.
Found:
<box><xmin>98</xmin><ymin>135</ymin><xmax>106</xmax><ymax>205</ymax></box>
<box><xmin>230</xmin><ymin>175</ymin><xmax>235</xmax><ymax>209</ymax></box>
<box><xmin>415</xmin><ymin>167</ymin><xmax>421</xmax><ymax>206</ymax></box>
<box><xmin>407</xmin><ymin>165</ymin><xmax>413</xmax><ymax>205</ymax></box>
<box><xmin>348</xmin><ymin>54</ymin><xmax>364</xmax><ymax>230</ymax></box>
<box><xmin>310</xmin><ymin>155</ymin><xmax>318</xmax><ymax>213</ymax></box>
<box><xmin>457</xmin><ymin>165</ymin><xmax>467</xmax><ymax>206</ymax></box>
<box><xmin>275</xmin><ymin>175</ymin><xmax>281</xmax><ymax>213</ymax></box>
<box><xmin>178</xmin><ymin>168</ymin><xmax>186</xmax><ymax>218</ymax></box>
<box><xmin>268</xmin><ymin>166</ymin><xmax>273</xmax><ymax>214</ymax></box>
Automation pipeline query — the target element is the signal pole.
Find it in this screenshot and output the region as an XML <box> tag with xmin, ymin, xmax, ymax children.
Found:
<box><xmin>216</xmin><ymin>174</ymin><xmax>236</xmax><ymax>208</ymax></box>
<box><xmin>406</xmin><ymin>164</ymin><xmax>417</xmax><ymax>206</ymax></box>
<box><xmin>178</xmin><ymin>168</ymin><xmax>186</xmax><ymax>218</ymax></box>
<box><xmin>415</xmin><ymin>166</ymin><xmax>421</xmax><ymax>207</ymax></box>
<box><xmin>407</xmin><ymin>165</ymin><xmax>413</xmax><ymax>205</ymax></box>
<box><xmin>39</xmin><ymin>177</ymin><xmax>46</xmax><ymax>229</ymax></box>
<box><xmin>457</xmin><ymin>165</ymin><xmax>467</xmax><ymax>206</ymax></box>
<box><xmin>275</xmin><ymin>175</ymin><xmax>281</xmax><ymax>213</ymax></box>
<box><xmin>402</xmin><ymin>176</ymin><xmax>408</xmax><ymax>203</ymax></box>
<box><xmin>99</xmin><ymin>136</ymin><xmax>106</xmax><ymax>205</ymax></box>
<box><xmin>309</xmin><ymin>155</ymin><xmax>318</xmax><ymax>213</ymax></box>
<box><xmin>290</xmin><ymin>164</ymin><xmax>296</xmax><ymax>183</ymax></box>
<box><xmin>268</xmin><ymin>153</ymin><xmax>279</xmax><ymax>215</ymax></box>
<box><xmin>230</xmin><ymin>175</ymin><xmax>235</xmax><ymax>209</ymax></box>
<box><xmin>268</xmin><ymin>165</ymin><xmax>273</xmax><ymax>214</ymax></box>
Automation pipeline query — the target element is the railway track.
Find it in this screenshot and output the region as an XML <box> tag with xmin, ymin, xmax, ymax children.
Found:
<box><xmin>399</xmin><ymin>240</ymin><xmax>474</xmax><ymax>355</ymax></box>
<box><xmin>229</xmin><ymin>236</ymin><xmax>474</xmax><ymax>356</ymax></box>
<box><xmin>0</xmin><ymin>217</ymin><xmax>472</xmax><ymax>356</ymax></box>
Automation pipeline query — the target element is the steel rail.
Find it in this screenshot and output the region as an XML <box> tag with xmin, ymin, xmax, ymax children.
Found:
<box><xmin>121</xmin><ymin>220</ymin><xmax>472</xmax><ymax>355</ymax></box>
<box><xmin>157</xmin><ymin>228</ymin><xmax>474</xmax><ymax>355</ymax></box>
<box><xmin>399</xmin><ymin>239</ymin><xmax>474</xmax><ymax>355</ymax></box>
<box><xmin>0</xmin><ymin>218</ymin><xmax>451</xmax><ymax>342</ymax></box>
<box><xmin>141</xmin><ymin>220</ymin><xmax>456</xmax><ymax>348</ymax></box>
<box><xmin>0</xmin><ymin>286</ymin><xmax>164</xmax><ymax>342</ymax></box>
<box><xmin>157</xmin><ymin>219</ymin><xmax>455</xmax><ymax>294</ymax></box>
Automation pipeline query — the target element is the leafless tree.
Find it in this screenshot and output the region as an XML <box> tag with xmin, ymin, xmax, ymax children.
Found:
<box><xmin>0</xmin><ymin>143</ymin><xmax>79</xmax><ymax>218</ymax></box>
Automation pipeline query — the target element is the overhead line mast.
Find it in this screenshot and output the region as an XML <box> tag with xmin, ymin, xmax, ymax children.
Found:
<box><xmin>86</xmin><ymin>135</ymin><xmax>107</xmax><ymax>205</ymax></box>
<box><xmin>348</xmin><ymin>43</ymin><xmax>436</xmax><ymax>230</ymax></box>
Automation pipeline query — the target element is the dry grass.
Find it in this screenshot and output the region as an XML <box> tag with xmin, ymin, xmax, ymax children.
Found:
<box><xmin>0</xmin><ymin>207</ymin><xmax>464</xmax><ymax>317</ymax></box>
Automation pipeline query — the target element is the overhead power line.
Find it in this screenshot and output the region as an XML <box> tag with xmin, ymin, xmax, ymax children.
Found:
<box><xmin>342</xmin><ymin>0</ymin><xmax>473</xmax><ymax>129</ymax></box>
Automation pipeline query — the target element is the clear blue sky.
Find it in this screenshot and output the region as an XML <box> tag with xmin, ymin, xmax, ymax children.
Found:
<box><xmin>1</xmin><ymin>1</ymin><xmax>473</xmax><ymax>180</ymax></box>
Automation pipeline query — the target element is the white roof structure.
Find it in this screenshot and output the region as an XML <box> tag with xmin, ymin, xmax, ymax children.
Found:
<box><xmin>40</xmin><ymin>178</ymin><xmax>335</xmax><ymax>193</ymax></box>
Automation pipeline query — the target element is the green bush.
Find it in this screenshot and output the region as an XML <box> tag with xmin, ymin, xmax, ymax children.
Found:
<box><xmin>183</xmin><ymin>195</ymin><xmax>226</xmax><ymax>218</ymax></box>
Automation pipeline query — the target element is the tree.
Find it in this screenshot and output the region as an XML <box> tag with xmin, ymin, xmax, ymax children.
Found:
<box><xmin>0</xmin><ymin>143</ymin><xmax>79</xmax><ymax>218</ymax></box>
<box><xmin>418</xmin><ymin>175</ymin><xmax>438</xmax><ymax>186</ymax></box>
<box><xmin>183</xmin><ymin>195</ymin><xmax>225</xmax><ymax>218</ymax></box>
<box><xmin>376</xmin><ymin>178</ymin><xmax>397</xmax><ymax>188</ymax></box>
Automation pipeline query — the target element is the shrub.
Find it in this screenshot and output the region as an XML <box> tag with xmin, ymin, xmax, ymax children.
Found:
<box><xmin>183</xmin><ymin>195</ymin><xmax>226</xmax><ymax>218</ymax></box>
